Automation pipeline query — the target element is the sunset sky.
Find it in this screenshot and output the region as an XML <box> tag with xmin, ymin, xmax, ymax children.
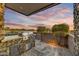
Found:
<box><xmin>4</xmin><ymin>3</ymin><xmax>74</xmax><ymax>30</ymax></box>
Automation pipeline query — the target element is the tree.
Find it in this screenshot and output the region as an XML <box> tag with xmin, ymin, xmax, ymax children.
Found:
<box><xmin>52</xmin><ymin>23</ymin><xmax>69</xmax><ymax>33</ymax></box>
<box><xmin>37</xmin><ymin>26</ymin><xmax>48</xmax><ymax>33</ymax></box>
<box><xmin>52</xmin><ymin>23</ymin><xmax>69</xmax><ymax>47</ymax></box>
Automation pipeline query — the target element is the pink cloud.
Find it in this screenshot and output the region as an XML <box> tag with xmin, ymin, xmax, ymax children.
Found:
<box><xmin>58</xmin><ymin>8</ymin><xmax>71</xmax><ymax>14</ymax></box>
<box><xmin>29</xmin><ymin>12</ymin><xmax>54</xmax><ymax>21</ymax></box>
<box><xmin>5</xmin><ymin>23</ymin><xmax>37</xmax><ymax>30</ymax></box>
<box><xmin>29</xmin><ymin>7</ymin><xmax>72</xmax><ymax>21</ymax></box>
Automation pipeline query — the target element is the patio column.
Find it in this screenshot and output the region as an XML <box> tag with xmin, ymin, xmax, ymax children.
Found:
<box><xmin>0</xmin><ymin>4</ymin><xmax>4</xmax><ymax>42</ymax></box>
<box><xmin>74</xmin><ymin>3</ymin><xmax>79</xmax><ymax>55</ymax></box>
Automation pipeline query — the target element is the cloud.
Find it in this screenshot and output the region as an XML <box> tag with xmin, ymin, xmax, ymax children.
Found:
<box><xmin>5</xmin><ymin>23</ymin><xmax>37</xmax><ymax>30</ymax></box>
<box><xmin>42</xmin><ymin>16</ymin><xmax>74</xmax><ymax>30</ymax></box>
<box><xmin>58</xmin><ymin>8</ymin><xmax>71</xmax><ymax>14</ymax></box>
<box><xmin>29</xmin><ymin>7</ymin><xmax>72</xmax><ymax>21</ymax></box>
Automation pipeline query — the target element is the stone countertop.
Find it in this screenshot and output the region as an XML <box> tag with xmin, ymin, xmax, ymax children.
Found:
<box><xmin>1</xmin><ymin>35</ymin><xmax>22</xmax><ymax>42</ymax></box>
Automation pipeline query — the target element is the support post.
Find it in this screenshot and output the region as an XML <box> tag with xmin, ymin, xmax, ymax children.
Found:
<box><xmin>0</xmin><ymin>4</ymin><xmax>4</xmax><ymax>42</ymax></box>
<box><xmin>74</xmin><ymin>3</ymin><xmax>79</xmax><ymax>55</ymax></box>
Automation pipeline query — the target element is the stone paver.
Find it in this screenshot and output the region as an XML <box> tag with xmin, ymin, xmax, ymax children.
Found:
<box><xmin>22</xmin><ymin>40</ymin><xmax>74</xmax><ymax>56</ymax></box>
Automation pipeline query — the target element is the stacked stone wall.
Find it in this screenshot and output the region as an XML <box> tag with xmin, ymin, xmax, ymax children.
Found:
<box><xmin>0</xmin><ymin>37</ymin><xmax>29</xmax><ymax>56</ymax></box>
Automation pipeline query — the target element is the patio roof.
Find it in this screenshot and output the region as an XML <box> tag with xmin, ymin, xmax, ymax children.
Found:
<box><xmin>5</xmin><ymin>3</ymin><xmax>59</xmax><ymax>16</ymax></box>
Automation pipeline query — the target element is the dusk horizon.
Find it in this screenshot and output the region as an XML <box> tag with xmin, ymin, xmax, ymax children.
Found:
<box><xmin>4</xmin><ymin>3</ymin><xmax>74</xmax><ymax>30</ymax></box>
